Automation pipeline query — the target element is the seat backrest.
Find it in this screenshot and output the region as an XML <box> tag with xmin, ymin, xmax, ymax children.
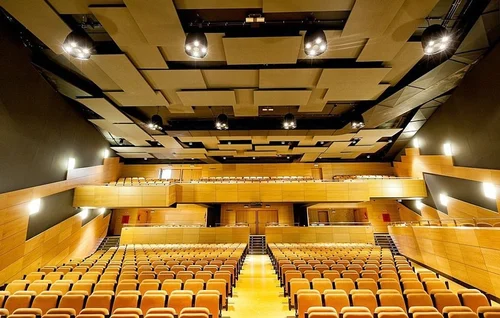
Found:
<box><xmin>378</xmin><ymin>292</ymin><xmax>406</xmax><ymax>311</ymax></box>
<box><xmin>139</xmin><ymin>279</ymin><xmax>161</xmax><ymax>294</ymax></box>
<box><xmin>424</xmin><ymin>279</ymin><xmax>448</xmax><ymax>293</ymax></box>
<box><xmin>167</xmin><ymin>293</ymin><xmax>194</xmax><ymax>315</ymax></box>
<box><xmin>50</xmin><ymin>281</ymin><xmax>73</xmax><ymax>294</ymax></box>
<box><xmin>356</xmin><ymin>278</ymin><xmax>378</xmax><ymax>295</ymax></box>
<box><xmin>378</xmin><ymin>313</ymin><xmax>409</xmax><ymax>318</ymax></box>
<box><xmin>323</xmin><ymin>271</ymin><xmax>341</xmax><ymax>282</ymax></box>
<box><xmin>112</xmin><ymin>293</ymin><xmax>139</xmax><ymax>312</ymax></box>
<box><xmin>334</xmin><ymin>278</ymin><xmax>355</xmax><ymax>294</ymax></box>
<box><xmin>72</xmin><ymin>281</ymin><xmax>94</xmax><ymax>294</ymax></box>
<box><xmin>418</xmin><ymin>272</ymin><xmax>438</xmax><ymax>281</ymax></box>
<box><xmin>157</xmin><ymin>271</ymin><xmax>175</xmax><ymax>282</ymax></box>
<box><xmin>406</xmin><ymin>293</ymin><xmax>434</xmax><ymax>308</ymax></box>
<box><xmin>95</xmin><ymin>281</ymin><xmax>116</xmax><ymax>292</ymax></box>
<box><xmin>304</xmin><ymin>271</ymin><xmax>322</xmax><ymax>282</ymax></box>
<box><xmin>32</xmin><ymin>294</ymin><xmax>59</xmax><ymax>315</ymax></box>
<box><xmin>162</xmin><ymin>279</ymin><xmax>183</xmax><ymax>295</ymax></box>
<box><xmin>342</xmin><ymin>270</ymin><xmax>360</xmax><ymax>282</ymax></box>
<box><xmin>6</xmin><ymin>281</ymin><xmax>29</xmax><ymax>294</ymax></box>
<box><xmin>408</xmin><ymin>306</ymin><xmax>439</xmax><ymax>314</ymax></box>
<box><xmin>351</xmin><ymin>292</ymin><xmax>377</xmax><ymax>313</ymax></box>
<box><xmin>195</xmin><ymin>291</ymin><xmax>220</xmax><ymax>318</ymax></box>
<box><xmin>378</xmin><ymin>278</ymin><xmax>402</xmax><ymax>293</ymax></box>
<box><xmin>4</xmin><ymin>295</ymin><xmax>33</xmax><ymax>313</ymax></box>
<box><xmin>433</xmin><ymin>293</ymin><xmax>461</xmax><ymax>313</ymax></box>
<box><xmin>184</xmin><ymin>279</ymin><xmax>204</xmax><ymax>295</ymax></box>
<box><xmin>116</xmin><ymin>280</ymin><xmax>138</xmax><ymax>294</ymax></box>
<box><xmin>402</xmin><ymin>280</ymin><xmax>424</xmax><ymax>291</ymax></box>
<box><xmin>413</xmin><ymin>313</ymin><xmax>444</xmax><ymax>318</ymax></box>
<box><xmin>206</xmin><ymin>279</ymin><xmax>227</xmax><ymax>306</ymax></box>
<box><xmin>27</xmin><ymin>281</ymin><xmax>50</xmax><ymax>295</ymax></box>
<box><xmin>176</xmin><ymin>272</ymin><xmax>194</xmax><ymax>283</ymax></box>
<box><xmin>194</xmin><ymin>271</ymin><xmax>212</xmax><ymax>283</ymax></box>
<box><xmin>297</xmin><ymin>290</ymin><xmax>322</xmax><ymax>318</ymax></box>
<box><xmin>59</xmin><ymin>294</ymin><xmax>86</xmax><ymax>313</ymax></box>
<box><xmin>460</xmin><ymin>293</ymin><xmax>490</xmax><ymax>312</ymax></box>
<box><xmin>311</xmin><ymin>278</ymin><xmax>333</xmax><ymax>294</ymax></box>
<box><xmin>289</xmin><ymin>279</ymin><xmax>310</xmax><ymax>306</ymax></box>
<box><xmin>324</xmin><ymin>291</ymin><xmax>350</xmax><ymax>313</ymax></box>
<box><xmin>447</xmin><ymin>313</ymin><xmax>479</xmax><ymax>318</ymax></box>
<box><xmin>140</xmin><ymin>292</ymin><xmax>166</xmax><ymax>314</ymax></box>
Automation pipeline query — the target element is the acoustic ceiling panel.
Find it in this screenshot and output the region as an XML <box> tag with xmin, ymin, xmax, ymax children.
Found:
<box><xmin>78</xmin><ymin>98</ymin><xmax>132</xmax><ymax>123</ymax></box>
<box><xmin>123</xmin><ymin>0</ymin><xmax>185</xmax><ymax>46</ymax></box>
<box><xmin>142</xmin><ymin>70</ymin><xmax>207</xmax><ymax>90</ymax></box>
<box><xmin>105</xmin><ymin>91</ymin><xmax>169</xmax><ymax>106</ymax></box>
<box><xmin>342</xmin><ymin>0</ymin><xmax>405</xmax><ymax>38</ymax></box>
<box><xmin>117</xmin><ymin>152</ymin><xmax>154</xmax><ymax>159</ymax></box>
<box><xmin>70</xmin><ymin>59</ymin><xmax>121</xmax><ymax>91</ymax></box>
<box><xmin>223</xmin><ymin>36</ymin><xmax>302</xmax><ymax>65</ymax></box>
<box><xmin>114</xmin><ymin>123</ymin><xmax>152</xmax><ymax>146</ymax></box>
<box><xmin>382</xmin><ymin>42</ymin><xmax>424</xmax><ymax>85</ymax></box>
<box><xmin>317</xmin><ymin>68</ymin><xmax>392</xmax><ymax>88</ymax></box>
<box><xmin>91</xmin><ymin>54</ymin><xmax>155</xmax><ymax>94</ymax></box>
<box><xmin>357</xmin><ymin>0</ymin><xmax>440</xmax><ymax>61</ymax></box>
<box><xmin>89</xmin><ymin>6</ymin><xmax>167</xmax><ymax>69</ymax></box>
<box><xmin>89</xmin><ymin>119</ymin><xmax>126</xmax><ymax>137</ymax></box>
<box><xmin>47</xmin><ymin>0</ymin><xmax>124</xmax><ymax>14</ymax></box>
<box><xmin>1</xmin><ymin>0</ymin><xmax>72</xmax><ymax>54</ymax></box>
<box><xmin>298</xmin><ymin>31</ymin><xmax>367</xmax><ymax>59</ymax></box>
<box><xmin>202</xmin><ymin>70</ymin><xmax>259</xmax><ymax>88</ymax></box>
<box><xmin>262</xmin><ymin>0</ymin><xmax>355</xmax><ymax>12</ymax></box>
<box><xmin>259</xmin><ymin>69</ymin><xmax>322</xmax><ymax>88</ymax></box>
<box><xmin>325</xmin><ymin>85</ymin><xmax>390</xmax><ymax>101</ymax></box>
<box><xmin>254</xmin><ymin>90</ymin><xmax>312</xmax><ymax>105</ymax></box>
<box><xmin>177</xmin><ymin>91</ymin><xmax>237</xmax><ymax>106</ymax></box>
<box><xmin>153</xmin><ymin>136</ymin><xmax>184</xmax><ymax>149</ymax></box>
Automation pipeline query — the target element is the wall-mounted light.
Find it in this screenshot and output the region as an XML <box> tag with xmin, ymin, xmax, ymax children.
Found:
<box><xmin>482</xmin><ymin>182</ymin><xmax>497</xmax><ymax>199</ymax></box>
<box><xmin>80</xmin><ymin>208</ymin><xmax>89</xmax><ymax>220</ymax></box>
<box><xmin>67</xmin><ymin>157</ymin><xmax>76</xmax><ymax>170</ymax></box>
<box><xmin>443</xmin><ymin>143</ymin><xmax>453</xmax><ymax>156</ymax></box>
<box><xmin>103</xmin><ymin>149</ymin><xmax>110</xmax><ymax>159</ymax></box>
<box><xmin>439</xmin><ymin>193</ymin><xmax>449</xmax><ymax>206</ymax></box>
<box><xmin>98</xmin><ymin>208</ymin><xmax>106</xmax><ymax>214</ymax></box>
<box><xmin>416</xmin><ymin>200</ymin><xmax>424</xmax><ymax>210</ymax></box>
<box><xmin>28</xmin><ymin>198</ymin><xmax>42</xmax><ymax>215</ymax></box>
<box><xmin>413</xmin><ymin>138</ymin><xmax>420</xmax><ymax>148</ymax></box>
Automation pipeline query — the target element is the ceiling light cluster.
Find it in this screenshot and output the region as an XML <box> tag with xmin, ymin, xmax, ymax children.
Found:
<box><xmin>422</xmin><ymin>24</ymin><xmax>452</xmax><ymax>55</ymax></box>
<box><xmin>147</xmin><ymin>115</ymin><xmax>163</xmax><ymax>131</ymax></box>
<box><xmin>63</xmin><ymin>31</ymin><xmax>94</xmax><ymax>60</ymax></box>
<box><xmin>304</xmin><ymin>29</ymin><xmax>327</xmax><ymax>57</ymax></box>
<box><xmin>351</xmin><ymin>113</ymin><xmax>365</xmax><ymax>129</ymax></box>
<box><xmin>262</xmin><ymin>107</ymin><xmax>274</xmax><ymax>112</ymax></box>
<box><xmin>215</xmin><ymin>114</ymin><xmax>229</xmax><ymax>130</ymax></box>
<box><xmin>185</xmin><ymin>32</ymin><xmax>208</xmax><ymax>59</ymax></box>
<box><xmin>282</xmin><ymin>113</ymin><xmax>297</xmax><ymax>130</ymax></box>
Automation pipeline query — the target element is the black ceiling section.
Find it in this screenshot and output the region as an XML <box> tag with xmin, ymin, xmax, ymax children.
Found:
<box><xmin>401</xmin><ymin>200</ymin><xmax>423</xmax><ymax>216</ymax></box>
<box><xmin>423</xmin><ymin>172</ymin><xmax>498</xmax><ymax>213</ymax></box>
<box><xmin>398</xmin><ymin>43</ymin><xmax>500</xmax><ymax>170</ymax></box>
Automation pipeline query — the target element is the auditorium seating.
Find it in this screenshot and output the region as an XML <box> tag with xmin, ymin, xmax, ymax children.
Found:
<box><xmin>0</xmin><ymin>243</ymin><xmax>246</xmax><ymax>318</ymax></box>
<box><xmin>268</xmin><ymin>243</ymin><xmax>496</xmax><ymax>318</ymax></box>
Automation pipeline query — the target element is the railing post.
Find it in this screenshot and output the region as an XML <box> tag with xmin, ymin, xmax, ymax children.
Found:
<box><xmin>427</xmin><ymin>220</ymin><xmax>431</xmax><ymax>226</ymax></box>
<box><xmin>453</xmin><ymin>219</ymin><xmax>457</xmax><ymax>227</ymax></box>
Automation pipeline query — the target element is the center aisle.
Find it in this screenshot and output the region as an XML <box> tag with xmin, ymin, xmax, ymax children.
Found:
<box><xmin>229</xmin><ymin>254</ymin><xmax>294</xmax><ymax>318</ymax></box>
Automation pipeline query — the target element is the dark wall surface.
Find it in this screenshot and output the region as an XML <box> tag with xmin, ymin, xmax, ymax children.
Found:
<box><xmin>400</xmin><ymin>44</ymin><xmax>500</xmax><ymax>169</ymax></box>
<box><xmin>0</xmin><ymin>17</ymin><xmax>109</xmax><ymax>194</ymax></box>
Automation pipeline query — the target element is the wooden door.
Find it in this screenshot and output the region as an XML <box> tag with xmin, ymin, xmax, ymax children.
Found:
<box><xmin>318</xmin><ymin>211</ymin><xmax>329</xmax><ymax>223</ymax></box>
<box><xmin>312</xmin><ymin>168</ymin><xmax>323</xmax><ymax>180</ymax></box>
<box><xmin>236</xmin><ymin>210</ymin><xmax>257</xmax><ymax>234</ymax></box>
<box><xmin>256</xmin><ymin>210</ymin><xmax>278</xmax><ymax>235</ymax></box>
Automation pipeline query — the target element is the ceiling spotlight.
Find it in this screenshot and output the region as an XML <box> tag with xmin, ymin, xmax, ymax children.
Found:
<box><xmin>252</xmin><ymin>157</ymin><xmax>256</xmax><ymax>160</ymax></box>
<box><xmin>282</xmin><ymin>113</ymin><xmax>297</xmax><ymax>130</ymax></box>
<box><xmin>148</xmin><ymin>114</ymin><xmax>163</xmax><ymax>131</ymax></box>
<box><xmin>63</xmin><ymin>31</ymin><xmax>94</xmax><ymax>60</ymax></box>
<box><xmin>215</xmin><ymin>114</ymin><xmax>229</xmax><ymax>130</ymax></box>
<box><xmin>222</xmin><ymin>157</ymin><xmax>226</xmax><ymax>160</ymax></box>
<box><xmin>422</xmin><ymin>24</ymin><xmax>452</xmax><ymax>56</ymax></box>
<box><xmin>287</xmin><ymin>156</ymin><xmax>290</xmax><ymax>159</ymax></box>
<box><xmin>304</xmin><ymin>29</ymin><xmax>327</xmax><ymax>57</ymax></box>
<box><xmin>185</xmin><ymin>32</ymin><xmax>208</xmax><ymax>59</ymax></box>
<box><xmin>351</xmin><ymin>113</ymin><xmax>365</xmax><ymax>129</ymax></box>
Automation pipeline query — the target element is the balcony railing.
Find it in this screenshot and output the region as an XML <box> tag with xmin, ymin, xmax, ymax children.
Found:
<box><xmin>390</xmin><ymin>218</ymin><xmax>500</xmax><ymax>228</ymax></box>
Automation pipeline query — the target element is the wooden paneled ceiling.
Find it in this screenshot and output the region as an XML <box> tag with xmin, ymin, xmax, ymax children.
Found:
<box><xmin>0</xmin><ymin>0</ymin><xmax>494</xmax><ymax>163</ymax></box>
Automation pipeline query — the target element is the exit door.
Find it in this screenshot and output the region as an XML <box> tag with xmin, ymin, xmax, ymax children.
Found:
<box><xmin>236</xmin><ymin>210</ymin><xmax>278</xmax><ymax>234</ymax></box>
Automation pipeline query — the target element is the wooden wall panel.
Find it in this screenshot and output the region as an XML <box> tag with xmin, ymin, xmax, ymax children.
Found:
<box><xmin>0</xmin><ymin>158</ymin><xmax>120</xmax><ymax>284</ymax></box>
<box><xmin>389</xmin><ymin>225</ymin><xmax>500</xmax><ymax>297</ymax></box>
<box><xmin>120</xmin><ymin>162</ymin><xmax>394</xmax><ymax>180</ymax></box>
<box><xmin>221</xmin><ymin>203</ymin><xmax>294</xmax><ymax>225</ymax></box>
<box><xmin>265</xmin><ymin>226</ymin><xmax>374</xmax><ymax>243</ymax></box>
<box><xmin>120</xmin><ymin>226</ymin><xmax>250</xmax><ymax>244</ymax></box>
<box><xmin>74</xmin><ymin>180</ymin><xmax>425</xmax><ymax>206</ymax></box>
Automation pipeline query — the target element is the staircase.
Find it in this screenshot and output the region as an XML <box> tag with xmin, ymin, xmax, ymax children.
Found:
<box><xmin>248</xmin><ymin>235</ymin><xmax>267</xmax><ymax>255</ymax></box>
<box><xmin>374</xmin><ymin>233</ymin><xmax>399</xmax><ymax>255</ymax></box>
<box><xmin>97</xmin><ymin>236</ymin><xmax>121</xmax><ymax>251</ymax></box>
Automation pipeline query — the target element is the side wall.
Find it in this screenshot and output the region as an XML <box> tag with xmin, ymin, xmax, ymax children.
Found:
<box><xmin>389</xmin><ymin>225</ymin><xmax>500</xmax><ymax>298</ymax></box>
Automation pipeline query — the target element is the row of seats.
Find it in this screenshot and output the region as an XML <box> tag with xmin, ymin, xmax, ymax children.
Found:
<box><xmin>0</xmin><ymin>289</ymin><xmax>222</xmax><ymax>317</ymax></box>
<box><xmin>1</xmin><ymin>244</ymin><xmax>246</xmax><ymax>318</ymax></box>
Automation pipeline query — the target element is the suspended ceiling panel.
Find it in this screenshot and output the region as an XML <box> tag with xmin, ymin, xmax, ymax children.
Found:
<box><xmin>254</xmin><ymin>90</ymin><xmax>312</xmax><ymax>106</ymax></box>
<box><xmin>117</xmin><ymin>152</ymin><xmax>154</xmax><ymax>159</ymax></box>
<box><xmin>70</xmin><ymin>59</ymin><xmax>121</xmax><ymax>91</ymax></box>
<box><xmin>341</xmin><ymin>0</ymin><xmax>405</xmax><ymax>38</ymax></box>
<box><xmin>382</xmin><ymin>42</ymin><xmax>424</xmax><ymax>85</ymax></box>
<box><xmin>105</xmin><ymin>91</ymin><xmax>169</xmax><ymax>107</ymax></box>
<box><xmin>89</xmin><ymin>119</ymin><xmax>127</xmax><ymax>137</ymax></box>
<box><xmin>77</xmin><ymin>98</ymin><xmax>132</xmax><ymax>123</ymax></box>
<box><xmin>259</xmin><ymin>69</ymin><xmax>322</xmax><ymax>89</ymax></box>
<box><xmin>297</xmin><ymin>31</ymin><xmax>367</xmax><ymax>59</ymax></box>
<box><xmin>202</xmin><ymin>70</ymin><xmax>259</xmax><ymax>89</ymax></box>
<box><xmin>324</xmin><ymin>84</ymin><xmax>389</xmax><ymax>101</ymax></box>
<box><xmin>317</xmin><ymin>68</ymin><xmax>392</xmax><ymax>88</ymax></box>
<box><xmin>177</xmin><ymin>91</ymin><xmax>237</xmax><ymax>106</ymax></box>
<box><xmin>141</xmin><ymin>70</ymin><xmax>207</xmax><ymax>90</ymax></box>
<box><xmin>174</xmin><ymin>0</ymin><xmax>262</xmax><ymax>9</ymax></box>
<box><xmin>262</xmin><ymin>0</ymin><xmax>355</xmax><ymax>12</ymax></box>
<box><xmin>114</xmin><ymin>123</ymin><xmax>152</xmax><ymax>146</ymax></box>
<box><xmin>47</xmin><ymin>0</ymin><xmax>124</xmax><ymax>14</ymax></box>
<box><xmin>91</xmin><ymin>54</ymin><xmax>155</xmax><ymax>94</ymax></box>
<box><xmin>1</xmin><ymin>0</ymin><xmax>71</xmax><ymax>54</ymax></box>
<box><xmin>223</xmin><ymin>36</ymin><xmax>302</xmax><ymax>65</ymax></box>
<box><xmin>357</xmin><ymin>0</ymin><xmax>440</xmax><ymax>61</ymax></box>
<box><xmin>89</xmin><ymin>6</ymin><xmax>167</xmax><ymax>69</ymax></box>
<box><xmin>153</xmin><ymin>136</ymin><xmax>184</xmax><ymax>149</ymax></box>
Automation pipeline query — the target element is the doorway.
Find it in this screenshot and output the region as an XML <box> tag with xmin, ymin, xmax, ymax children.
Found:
<box><xmin>318</xmin><ymin>211</ymin><xmax>329</xmax><ymax>223</ymax></box>
<box><xmin>236</xmin><ymin>210</ymin><xmax>278</xmax><ymax>234</ymax></box>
